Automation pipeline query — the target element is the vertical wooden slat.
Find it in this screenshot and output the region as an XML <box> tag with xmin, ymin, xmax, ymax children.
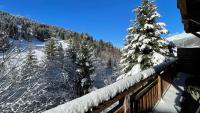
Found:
<box><xmin>152</xmin><ymin>86</ymin><xmax>154</xmax><ymax>107</ymax></box>
<box><xmin>146</xmin><ymin>92</ymin><xmax>149</xmax><ymax>112</ymax></box>
<box><xmin>149</xmin><ymin>89</ymin><xmax>151</xmax><ymax>110</ymax></box>
<box><xmin>162</xmin><ymin>77</ymin><xmax>164</xmax><ymax>95</ymax></box>
<box><xmin>158</xmin><ymin>75</ymin><xmax>162</xmax><ymax>100</ymax></box>
<box><xmin>153</xmin><ymin>85</ymin><xmax>155</xmax><ymax>105</ymax></box>
<box><xmin>124</xmin><ymin>95</ymin><xmax>130</xmax><ymax>113</ymax></box>
<box><xmin>155</xmin><ymin>84</ymin><xmax>157</xmax><ymax>105</ymax></box>
<box><xmin>145</xmin><ymin>93</ymin><xmax>148</xmax><ymax>112</ymax></box>
<box><xmin>151</xmin><ymin>89</ymin><xmax>153</xmax><ymax>111</ymax></box>
<box><xmin>152</xmin><ymin>86</ymin><xmax>155</xmax><ymax>107</ymax></box>
<box><xmin>155</xmin><ymin>84</ymin><xmax>157</xmax><ymax>104</ymax></box>
<box><xmin>140</xmin><ymin>97</ymin><xmax>143</xmax><ymax>113</ymax></box>
<box><xmin>130</xmin><ymin>97</ymin><xmax>134</xmax><ymax>113</ymax></box>
<box><xmin>149</xmin><ymin>88</ymin><xmax>152</xmax><ymax>112</ymax></box>
<box><xmin>155</xmin><ymin>82</ymin><xmax>156</xmax><ymax>99</ymax></box>
<box><xmin>149</xmin><ymin>88</ymin><xmax>152</xmax><ymax>110</ymax></box>
<box><xmin>156</xmin><ymin>81</ymin><xmax>159</xmax><ymax>101</ymax></box>
<box><xmin>143</xmin><ymin>95</ymin><xmax>146</xmax><ymax>113</ymax></box>
<box><xmin>149</xmin><ymin>91</ymin><xmax>151</xmax><ymax>112</ymax></box>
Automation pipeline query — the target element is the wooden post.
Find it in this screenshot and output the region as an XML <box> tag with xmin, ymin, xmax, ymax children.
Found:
<box><xmin>124</xmin><ymin>95</ymin><xmax>130</xmax><ymax>113</ymax></box>
<box><xmin>114</xmin><ymin>95</ymin><xmax>131</xmax><ymax>113</ymax></box>
<box><xmin>158</xmin><ymin>75</ymin><xmax>162</xmax><ymax>100</ymax></box>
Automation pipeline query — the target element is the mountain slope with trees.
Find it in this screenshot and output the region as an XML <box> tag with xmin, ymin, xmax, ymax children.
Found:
<box><xmin>0</xmin><ymin>11</ymin><xmax>121</xmax><ymax>112</ymax></box>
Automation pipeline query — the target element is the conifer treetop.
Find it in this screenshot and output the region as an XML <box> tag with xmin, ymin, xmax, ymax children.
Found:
<box><xmin>119</xmin><ymin>0</ymin><xmax>174</xmax><ymax>80</ymax></box>
<box><xmin>130</xmin><ymin>0</ymin><xmax>168</xmax><ymax>37</ymax></box>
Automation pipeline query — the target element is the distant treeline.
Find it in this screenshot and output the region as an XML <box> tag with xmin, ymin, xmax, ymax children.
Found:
<box><xmin>0</xmin><ymin>10</ymin><xmax>121</xmax><ymax>60</ymax></box>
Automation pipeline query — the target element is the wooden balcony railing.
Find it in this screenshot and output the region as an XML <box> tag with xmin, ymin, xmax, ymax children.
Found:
<box><xmin>44</xmin><ymin>60</ymin><xmax>177</xmax><ymax>113</ymax></box>
<box><xmin>92</xmin><ymin>65</ymin><xmax>176</xmax><ymax>113</ymax></box>
<box><xmin>133</xmin><ymin>66</ymin><xmax>175</xmax><ymax>113</ymax></box>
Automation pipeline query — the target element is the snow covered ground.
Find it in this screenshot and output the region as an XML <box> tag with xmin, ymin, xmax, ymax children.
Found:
<box><xmin>0</xmin><ymin>38</ymin><xmax>72</xmax><ymax>64</ymax></box>
<box><xmin>153</xmin><ymin>72</ymin><xmax>190</xmax><ymax>113</ymax></box>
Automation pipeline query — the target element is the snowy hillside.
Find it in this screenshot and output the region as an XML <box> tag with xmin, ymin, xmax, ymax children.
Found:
<box><xmin>166</xmin><ymin>33</ymin><xmax>193</xmax><ymax>41</ymax></box>
<box><xmin>0</xmin><ymin>10</ymin><xmax>121</xmax><ymax>112</ymax></box>
<box><xmin>0</xmin><ymin>37</ymin><xmax>120</xmax><ymax>113</ymax></box>
<box><xmin>166</xmin><ymin>33</ymin><xmax>200</xmax><ymax>48</ymax></box>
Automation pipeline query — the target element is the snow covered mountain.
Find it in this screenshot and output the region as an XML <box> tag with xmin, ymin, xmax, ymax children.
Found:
<box><xmin>166</xmin><ymin>33</ymin><xmax>200</xmax><ymax>48</ymax></box>
<box><xmin>0</xmin><ymin>37</ymin><xmax>121</xmax><ymax>113</ymax></box>
<box><xmin>0</xmin><ymin>10</ymin><xmax>121</xmax><ymax>113</ymax></box>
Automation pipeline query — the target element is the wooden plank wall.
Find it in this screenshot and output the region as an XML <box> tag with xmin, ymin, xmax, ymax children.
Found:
<box><xmin>178</xmin><ymin>48</ymin><xmax>200</xmax><ymax>76</ymax></box>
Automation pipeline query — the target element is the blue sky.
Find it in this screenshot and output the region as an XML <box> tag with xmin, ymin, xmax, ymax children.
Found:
<box><xmin>0</xmin><ymin>0</ymin><xmax>183</xmax><ymax>47</ymax></box>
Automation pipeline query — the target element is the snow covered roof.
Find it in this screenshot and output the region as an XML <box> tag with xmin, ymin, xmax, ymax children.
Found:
<box><xmin>43</xmin><ymin>59</ymin><xmax>176</xmax><ymax>113</ymax></box>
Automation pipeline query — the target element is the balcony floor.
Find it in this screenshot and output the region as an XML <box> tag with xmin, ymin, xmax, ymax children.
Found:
<box><xmin>153</xmin><ymin>72</ymin><xmax>190</xmax><ymax>113</ymax></box>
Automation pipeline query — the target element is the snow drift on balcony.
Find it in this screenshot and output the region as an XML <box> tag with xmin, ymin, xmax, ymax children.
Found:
<box><xmin>43</xmin><ymin>59</ymin><xmax>176</xmax><ymax>113</ymax></box>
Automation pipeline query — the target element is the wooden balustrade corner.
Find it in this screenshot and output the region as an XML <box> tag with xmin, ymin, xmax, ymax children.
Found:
<box><xmin>89</xmin><ymin>63</ymin><xmax>176</xmax><ymax>113</ymax></box>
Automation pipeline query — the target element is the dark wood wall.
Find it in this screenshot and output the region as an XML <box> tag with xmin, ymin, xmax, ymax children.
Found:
<box><xmin>178</xmin><ymin>48</ymin><xmax>200</xmax><ymax>76</ymax></box>
<box><xmin>177</xmin><ymin>0</ymin><xmax>200</xmax><ymax>33</ymax></box>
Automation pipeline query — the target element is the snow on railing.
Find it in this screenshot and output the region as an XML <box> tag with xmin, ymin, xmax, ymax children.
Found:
<box><xmin>43</xmin><ymin>59</ymin><xmax>176</xmax><ymax>113</ymax></box>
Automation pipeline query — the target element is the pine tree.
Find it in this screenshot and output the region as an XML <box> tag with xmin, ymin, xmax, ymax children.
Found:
<box><xmin>76</xmin><ymin>41</ymin><xmax>94</xmax><ymax>96</ymax></box>
<box><xmin>0</xmin><ymin>32</ymin><xmax>9</xmax><ymax>51</ymax></box>
<box><xmin>107</xmin><ymin>58</ymin><xmax>112</xmax><ymax>69</ymax></box>
<box><xmin>42</xmin><ymin>37</ymin><xmax>70</xmax><ymax>108</ymax></box>
<box><xmin>0</xmin><ymin>31</ymin><xmax>8</xmax><ymax>78</ymax></box>
<box><xmin>119</xmin><ymin>0</ymin><xmax>174</xmax><ymax>79</ymax></box>
<box><xmin>20</xmin><ymin>44</ymin><xmax>39</xmax><ymax>82</ymax></box>
<box><xmin>45</xmin><ymin>38</ymin><xmax>56</xmax><ymax>59</ymax></box>
<box><xmin>43</xmin><ymin>37</ymin><xmax>65</xmax><ymax>88</ymax></box>
<box><xmin>66</xmin><ymin>39</ymin><xmax>77</xmax><ymax>64</ymax></box>
<box><xmin>62</xmin><ymin>39</ymin><xmax>79</xmax><ymax>98</ymax></box>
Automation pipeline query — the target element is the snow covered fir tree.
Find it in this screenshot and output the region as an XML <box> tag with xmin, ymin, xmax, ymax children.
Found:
<box><xmin>76</xmin><ymin>40</ymin><xmax>95</xmax><ymax>96</ymax></box>
<box><xmin>0</xmin><ymin>32</ymin><xmax>9</xmax><ymax>51</ymax></box>
<box><xmin>20</xmin><ymin>44</ymin><xmax>39</xmax><ymax>82</ymax></box>
<box><xmin>118</xmin><ymin>0</ymin><xmax>175</xmax><ymax>80</ymax></box>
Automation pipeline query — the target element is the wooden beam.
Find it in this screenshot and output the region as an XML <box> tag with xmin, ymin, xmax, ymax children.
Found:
<box><xmin>178</xmin><ymin>0</ymin><xmax>188</xmax><ymax>18</ymax></box>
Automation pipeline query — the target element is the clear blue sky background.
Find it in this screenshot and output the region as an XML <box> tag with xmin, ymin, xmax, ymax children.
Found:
<box><xmin>0</xmin><ymin>0</ymin><xmax>184</xmax><ymax>47</ymax></box>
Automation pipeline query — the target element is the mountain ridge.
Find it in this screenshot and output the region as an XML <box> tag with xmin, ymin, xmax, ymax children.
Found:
<box><xmin>166</xmin><ymin>32</ymin><xmax>200</xmax><ymax>48</ymax></box>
